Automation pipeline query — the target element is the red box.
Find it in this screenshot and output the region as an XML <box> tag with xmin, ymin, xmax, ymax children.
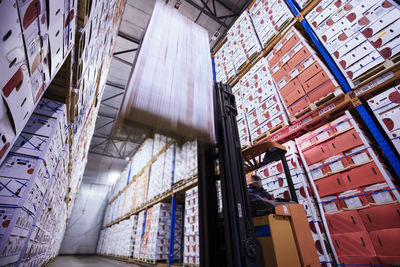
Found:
<box><xmin>282</xmin><ymin>87</ymin><xmax>306</xmax><ymax>108</ymax></box>
<box><xmin>314</xmin><ymin>173</ymin><xmax>347</xmax><ymax>197</ymax></box>
<box><xmin>358</xmin><ymin>203</ymin><xmax>400</xmax><ymax>232</ymax></box>
<box><xmin>345</xmin><ymin>146</ymin><xmax>372</xmax><ymax>167</ymax></box>
<box><xmin>331</xmin><ymin>231</ymin><xmax>376</xmax><ymax>257</ymax></box>
<box><xmin>325</xmin><ymin>210</ymin><xmax>366</xmax><ymax>234</ymax></box>
<box><xmin>342</xmin><ymin>162</ymin><xmax>385</xmax><ymax>189</ymax></box>
<box><xmin>303</xmin><ymin>142</ymin><xmax>332</xmax><ymax>165</ymax></box>
<box><xmin>338</xmin><ymin>256</ymin><xmax>380</xmax><ymax>266</ymax></box>
<box><xmin>280</xmin><ymin>78</ymin><xmax>306</xmax><ymax>106</ymax></box>
<box><xmin>378</xmin><ymin>256</ymin><xmax>400</xmax><ymax>265</ymax></box>
<box><xmin>287</xmin><ymin>96</ymin><xmax>311</xmax><ymax>116</ymax></box>
<box><xmin>298</xmin><ymin>61</ymin><xmax>325</xmax><ymax>84</ymax></box>
<box><xmin>307</xmin><ymin>80</ymin><xmax>337</xmax><ymax>103</ymax></box>
<box><xmin>267</xmin><ymin>50</ymin><xmax>282</xmax><ymax>68</ymax></box>
<box><xmin>287</xmin><ymin>46</ymin><xmax>312</xmax><ymax>69</ymax></box>
<box><xmin>271</xmin><ymin>63</ymin><xmax>290</xmax><ymax>83</ymax></box>
<box><xmin>363</xmin><ymin>183</ymin><xmax>396</xmax><ymax>205</ymax></box>
<box><xmin>327</xmin><ymin>129</ymin><xmax>364</xmax><ymax>155</ymax></box>
<box><xmin>302</xmin><ymin>70</ymin><xmax>331</xmax><ymax>94</ymax></box>
<box><xmin>323</xmin><ymin>154</ymin><xmax>350</xmax><ymax>174</ymax></box>
<box><xmin>369</xmin><ymin>228</ymin><xmax>400</xmax><ymax>256</ymax></box>
<box><xmin>280</xmin><ymin>33</ymin><xmax>301</xmax><ymax>55</ymax></box>
<box><xmin>338</xmin><ymin>188</ymin><xmax>369</xmax><ymax>210</ymax></box>
<box><xmin>321</xmin><ymin>195</ymin><xmax>343</xmax><ymax>214</ymax></box>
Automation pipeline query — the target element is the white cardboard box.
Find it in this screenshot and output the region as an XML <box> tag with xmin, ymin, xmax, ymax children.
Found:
<box><xmin>0</xmin><ymin>0</ymin><xmax>27</xmax><ymax>89</ymax></box>
<box><xmin>1</xmin><ymin>64</ymin><xmax>34</xmax><ymax>134</ymax></box>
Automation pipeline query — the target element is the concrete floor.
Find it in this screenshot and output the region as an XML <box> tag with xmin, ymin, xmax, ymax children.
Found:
<box><xmin>50</xmin><ymin>255</ymin><xmax>139</xmax><ymax>267</ymax></box>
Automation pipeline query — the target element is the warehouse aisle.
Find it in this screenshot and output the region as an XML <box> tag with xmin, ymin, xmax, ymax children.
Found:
<box><xmin>50</xmin><ymin>255</ymin><xmax>138</xmax><ymax>267</ymax></box>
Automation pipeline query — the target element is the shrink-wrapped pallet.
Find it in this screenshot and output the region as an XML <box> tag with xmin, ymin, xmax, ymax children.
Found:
<box><xmin>119</xmin><ymin>0</ymin><xmax>214</xmax><ymax>141</ymax></box>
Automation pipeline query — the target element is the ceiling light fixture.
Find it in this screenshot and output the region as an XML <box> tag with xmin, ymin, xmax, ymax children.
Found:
<box><xmin>175</xmin><ymin>0</ymin><xmax>181</xmax><ymax>9</ymax></box>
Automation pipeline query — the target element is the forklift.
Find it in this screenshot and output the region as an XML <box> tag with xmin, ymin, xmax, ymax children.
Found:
<box><xmin>197</xmin><ymin>83</ymin><xmax>321</xmax><ymax>267</ymax></box>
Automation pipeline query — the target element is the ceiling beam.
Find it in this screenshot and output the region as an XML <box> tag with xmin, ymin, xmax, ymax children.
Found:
<box><xmin>101</xmin><ymin>103</ymin><xmax>120</xmax><ymax>110</ymax></box>
<box><xmin>183</xmin><ymin>0</ymin><xmax>229</xmax><ymax>28</ymax></box>
<box><xmin>113</xmin><ymin>55</ymin><xmax>133</xmax><ymax>66</ymax></box>
<box><xmin>98</xmin><ymin>113</ymin><xmax>117</xmax><ymax>119</ymax></box>
<box><xmin>113</xmin><ymin>48</ymin><xmax>138</xmax><ymax>56</ymax></box>
<box><xmin>118</xmin><ymin>31</ymin><xmax>141</xmax><ymax>44</ymax></box>
<box><xmin>89</xmin><ymin>151</ymin><xmax>127</xmax><ymax>160</ymax></box>
<box><xmin>101</xmin><ymin>92</ymin><xmax>124</xmax><ymax>103</ymax></box>
<box><xmin>106</xmin><ymin>81</ymin><xmax>126</xmax><ymax>90</ymax></box>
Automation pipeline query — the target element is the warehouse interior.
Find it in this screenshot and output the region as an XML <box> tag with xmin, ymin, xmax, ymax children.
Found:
<box><xmin>1</xmin><ymin>0</ymin><xmax>400</xmax><ymax>266</ymax></box>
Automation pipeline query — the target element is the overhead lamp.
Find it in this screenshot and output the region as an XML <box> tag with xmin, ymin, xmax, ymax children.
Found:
<box><xmin>175</xmin><ymin>0</ymin><xmax>181</xmax><ymax>9</ymax></box>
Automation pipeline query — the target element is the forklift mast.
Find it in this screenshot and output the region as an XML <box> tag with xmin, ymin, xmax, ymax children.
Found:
<box><xmin>198</xmin><ymin>83</ymin><xmax>265</xmax><ymax>267</ymax></box>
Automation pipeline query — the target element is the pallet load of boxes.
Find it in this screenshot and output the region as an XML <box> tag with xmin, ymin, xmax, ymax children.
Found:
<box><xmin>212</xmin><ymin>0</ymin><xmax>400</xmax><ymax>266</ymax></box>
<box><xmin>0</xmin><ymin>0</ymin><xmax>125</xmax><ymax>265</ymax></box>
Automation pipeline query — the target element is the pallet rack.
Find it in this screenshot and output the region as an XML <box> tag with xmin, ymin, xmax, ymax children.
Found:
<box><xmin>210</xmin><ymin>0</ymin><xmax>400</xmax><ymax>265</ymax></box>
<box><xmin>99</xmin><ymin>138</ymin><xmax>198</xmax><ymax>266</ymax></box>
<box><xmin>211</xmin><ymin>0</ymin><xmax>400</xmax><ymax>179</ymax></box>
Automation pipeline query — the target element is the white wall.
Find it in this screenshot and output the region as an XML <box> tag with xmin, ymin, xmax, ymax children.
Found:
<box><xmin>59</xmin><ymin>153</ymin><xmax>128</xmax><ymax>254</ymax></box>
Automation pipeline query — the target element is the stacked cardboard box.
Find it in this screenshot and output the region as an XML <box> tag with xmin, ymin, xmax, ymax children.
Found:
<box><xmin>236</xmin><ymin>58</ymin><xmax>289</xmax><ymax>144</ymax></box>
<box><xmin>306</xmin><ymin>0</ymin><xmax>400</xmax><ymax>88</ymax></box>
<box><xmin>184</xmin><ymin>187</ymin><xmax>199</xmax><ymax>265</ymax></box>
<box><xmin>144</xmin><ymin>202</ymin><xmax>183</xmax><ymax>261</ymax></box>
<box><xmin>0</xmin><ymin>0</ymin><xmax>77</xmax><ymax>167</ymax></box>
<box><xmin>248</xmin><ymin>0</ymin><xmax>294</xmax><ymax>47</ymax></box>
<box><xmin>20</xmin><ymin>146</ymin><xmax>69</xmax><ymax>266</ymax></box>
<box><xmin>214</xmin><ymin>40</ymin><xmax>236</xmax><ymax>83</ymax></box>
<box><xmin>266</xmin><ymin>27</ymin><xmax>341</xmax><ymax>117</ymax></box>
<box><xmin>133</xmin><ymin>210</ymin><xmax>146</xmax><ymax>258</ymax></box>
<box><xmin>296</xmin><ymin>112</ymin><xmax>400</xmax><ymax>265</ymax></box>
<box><xmin>147</xmin><ymin>151</ymin><xmax>166</xmax><ymax>201</ymax></box>
<box><xmin>368</xmin><ymin>84</ymin><xmax>400</xmax><ymax>154</ymax></box>
<box><xmin>96</xmin><ymin>215</ymin><xmax>138</xmax><ymax>257</ymax></box>
<box><xmin>227</xmin><ymin>11</ymin><xmax>262</xmax><ymax>72</ymax></box>
<box><xmin>0</xmin><ymin>99</ymin><xmax>68</xmax><ymax>265</ymax></box>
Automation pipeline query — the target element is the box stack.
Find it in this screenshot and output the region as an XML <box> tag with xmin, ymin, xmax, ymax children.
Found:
<box><xmin>227</xmin><ymin>11</ymin><xmax>262</xmax><ymax>72</ymax></box>
<box><xmin>368</xmin><ymin>84</ymin><xmax>400</xmax><ymax>154</ymax></box>
<box><xmin>266</xmin><ymin>27</ymin><xmax>342</xmax><ymax>118</ymax></box>
<box><xmin>130</xmin><ymin>140</ymin><xmax>154</xmax><ymax>178</ymax></box>
<box><xmin>0</xmin><ymin>0</ymin><xmax>77</xmax><ymax>167</ymax></box>
<box><xmin>185</xmin><ymin>141</ymin><xmax>198</xmax><ymax>178</ymax></box>
<box><xmin>162</xmin><ymin>145</ymin><xmax>174</xmax><ymax>193</ymax></box>
<box><xmin>147</xmin><ymin>152</ymin><xmax>166</xmax><ymax>201</ymax></box>
<box><xmin>248</xmin><ymin>0</ymin><xmax>294</xmax><ymax>48</ymax></box>
<box><xmin>20</xmin><ymin>147</ymin><xmax>69</xmax><ymax>266</ymax></box>
<box><xmin>295</xmin><ymin>112</ymin><xmax>400</xmax><ymax>265</ymax></box>
<box><xmin>98</xmin><ymin>215</ymin><xmax>138</xmax><ymax>257</ymax></box>
<box><xmin>135</xmin><ymin>168</ymin><xmax>150</xmax><ymax>208</ymax></box>
<box><xmin>133</xmin><ymin>210</ymin><xmax>146</xmax><ymax>259</ymax></box>
<box><xmin>214</xmin><ymin>40</ymin><xmax>236</xmax><ymax>83</ymax></box>
<box><xmin>306</xmin><ymin>0</ymin><xmax>400</xmax><ymax>88</ymax></box>
<box><xmin>0</xmin><ymin>98</ymin><xmax>68</xmax><ymax>265</ymax></box>
<box><xmin>252</xmin><ymin>140</ymin><xmax>333</xmax><ymax>263</ymax></box>
<box><xmin>68</xmin><ymin>0</ymin><xmax>125</xmax><ymax>212</ymax></box>
<box><xmin>239</xmin><ymin>58</ymin><xmax>289</xmax><ymax>144</ymax></box>
<box><xmin>233</xmin><ymin>81</ymin><xmax>251</xmax><ymax>148</ymax></box>
<box><xmin>145</xmin><ymin>203</ymin><xmax>183</xmax><ymax>261</ymax></box>
<box><xmin>184</xmin><ymin>187</ymin><xmax>199</xmax><ymax>265</ymax></box>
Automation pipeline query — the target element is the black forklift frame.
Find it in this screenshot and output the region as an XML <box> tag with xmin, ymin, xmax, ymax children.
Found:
<box><xmin>198</xmin><ymin>82</ymin><xmax>265</xmax><ymax>267</ymax></box>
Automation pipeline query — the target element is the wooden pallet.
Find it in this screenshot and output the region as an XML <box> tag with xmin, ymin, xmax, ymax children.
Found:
<box><xmin>350</xmin><ymin>53</ymin><xmax>400</xmax><ymax>89</ymax></box>
<box><xmin>300</xmin><ymin>0</ymin><xmax>321</xmax><ymax>17</ymax></box>
<box><xmin>254</xmin><ymin>121</ymin><xmax>288</xmax><ymax>142</ymax></box>
<box><xmin>289</xmin><ymin>87</ymin><xmax>344</xmax><ymax>122</ymax></box>
<box><xmin>173</xmin><ymin>180</ymin><xmax>186</xmax><ymax>187</ymax></box>
<box><xmin>258</xmin><ymin>92</ymin><xmax>350</xmax><ymax>144</ymax></box>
